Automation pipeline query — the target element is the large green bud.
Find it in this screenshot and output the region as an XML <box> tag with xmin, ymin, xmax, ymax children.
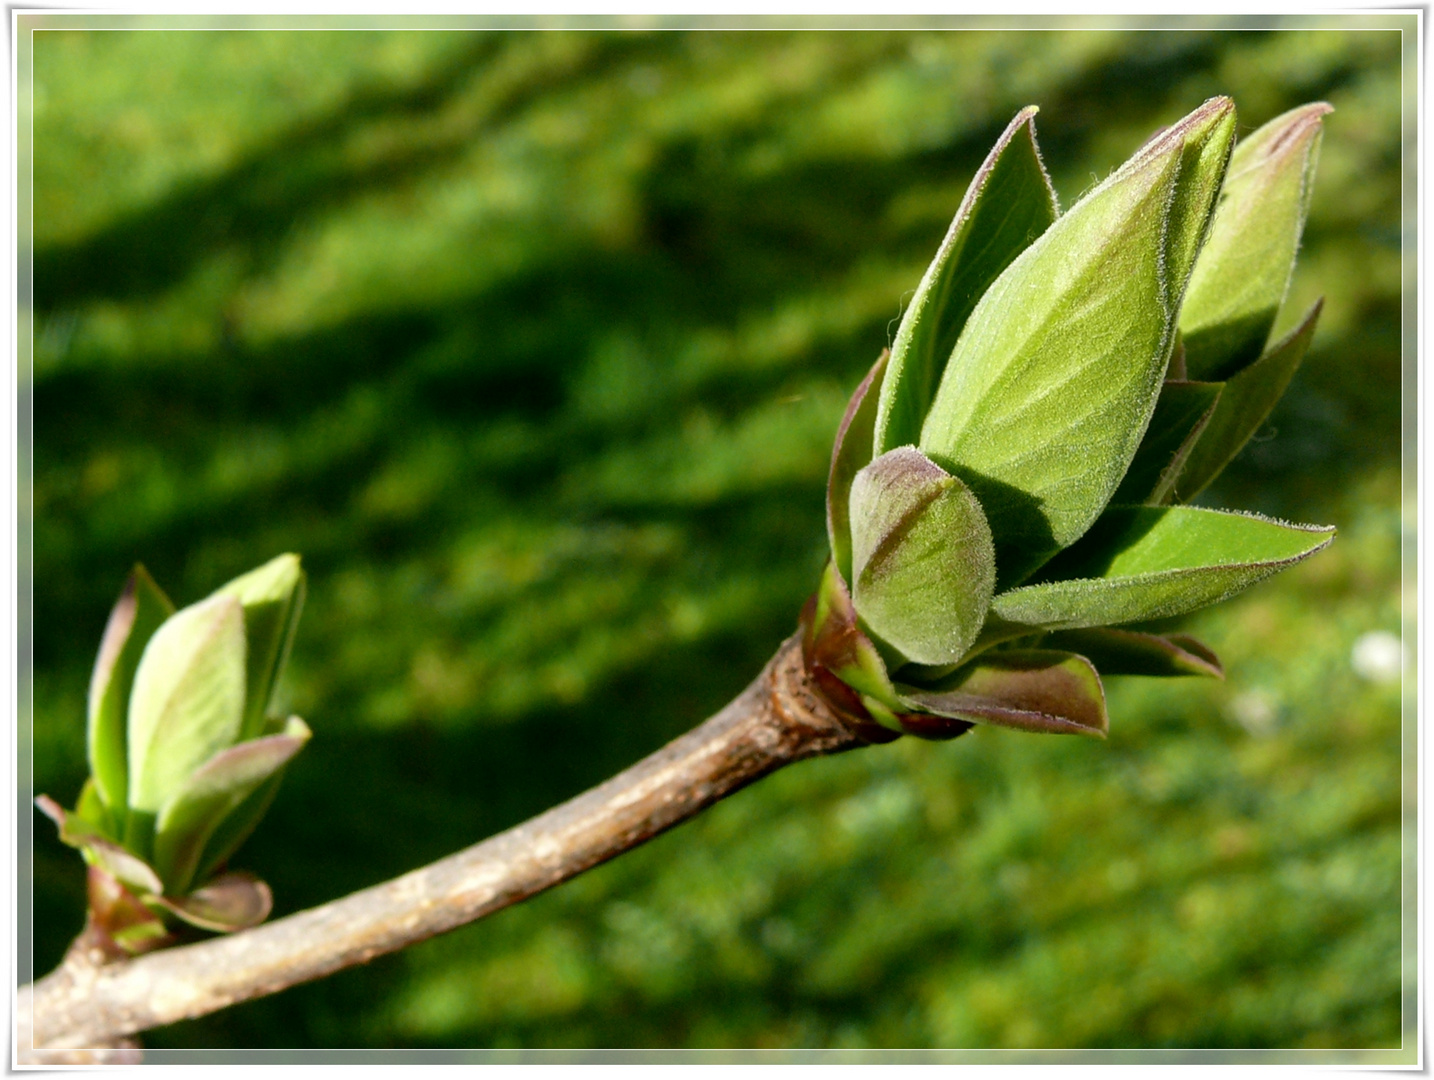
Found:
<box><xmin>805</xmin><ymin>99</ymin><xmax>1335</xmax><ymax>742</ymax></box>
<box><xmin>38</xmin><ymin>555</ymin><xmax>310</xmax><ymax>953</ymax></box>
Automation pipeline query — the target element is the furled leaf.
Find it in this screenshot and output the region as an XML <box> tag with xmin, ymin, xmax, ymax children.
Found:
<box><xmin>874</xmin><ymin>105</ymin><xmax>1059</xmax><ymax>455</ymax></box>
<box><xmin>156</xmin><ymin>871</ymin><xmax>273</xmax><ymax>933</ymax></box>
<box><xmin>900</xmin><ymin>649</ymin><xmax>1108</xmax><ymax>737</ymax></box>
<box><xmin>1180</xmin><ymin>103</ymin><xmax>1331</xmax><ymax>382</ymax></box>
<box><xmin>1112</xmin><ymin>380</ymin><xmax>1223</xmax><ymax>505</ymax></box>
<box><xmin>153</xmin><ymin>717</ymin><xmax>311</xmax><ymax>895</ymax></box>
<box><xmin>1041</xmin><ymin>627</ymin><xmax>1223</xmax><ymax>678</ymax></box>
<box><xmin>827</xmin><ymin>351</ymin><xmax>888</xmax><ymax>584</ymax></box>
<box><xmin>919</xmin><ymin>98</ymin><xmax>1236</xmax><ymax>587</ymax></box>
<box><xmin>990</xmin><ymin>505</ymin><xmax>1335</xmax><ymax>631</ymax></box>
<box><xmin>127</xmin><ymin>594</ymin><xmax>248</xmax><ymax>825</ymax></box>
<box><xmin>849</xmin><ymin>447</ymin><xmax>995</xmax><ymax>667</ymax></box>
<box><xmin>211</xmin><ymin>553</ymin><xmax>305</xmax><ymax>741</ymax></box>
<box><xmin>1162</xmin><ymin>101</ymin><xmax>1239</xmax><ymax>298</ymax></box>
<box><xmin>1172</xmin><ymin>299</ymin><xmax>1322</xmax><ymax>502</ymax></box>
<box><xmin>86</xmin><ymin>565</ymin><xmax>174</xmax><ymax>830</ymax></box>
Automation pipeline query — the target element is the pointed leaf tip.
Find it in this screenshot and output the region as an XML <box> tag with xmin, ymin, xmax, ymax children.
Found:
<box><xmin>875</xmin><ymin>103</ymin><xmax>1059</xmax><ymax>455</ymax></box>
<box><xmin>212</xmin><ymin>554</ymin><xmax>306</xmax><ymax>740</ymax></box>
<box><xmin>1181</xmin><ymin>101</ymin><xmax>1329</xmax><ymax>381</ymax></box>
<box><xmin>993</xmin><ymin>506</ymin><xmax>1335</xmax><ymax>632</ymax></box>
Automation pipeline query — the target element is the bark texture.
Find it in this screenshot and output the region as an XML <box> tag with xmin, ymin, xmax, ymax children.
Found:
<box><xmin>20</xmin><ymin>633</ymin><xmax>863</xmax><ymax>1054</ymax></box>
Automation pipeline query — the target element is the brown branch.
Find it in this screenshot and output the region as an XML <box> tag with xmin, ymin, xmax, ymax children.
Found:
<box><xmin>20</xmin><ymin>633</ymin><xmax>865</xmax><ymax>1053</ymax></box>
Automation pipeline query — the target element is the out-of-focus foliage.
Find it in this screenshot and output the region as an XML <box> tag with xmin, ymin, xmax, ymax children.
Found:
<box><xmin>28</xmin><ymin>25</ymin><xmax>1406</xmax><ymax>1050</ymax></box>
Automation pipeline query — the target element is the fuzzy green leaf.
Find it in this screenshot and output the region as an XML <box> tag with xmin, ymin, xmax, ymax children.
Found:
<box><xmin>900</xmin><ymin>649</ymin><xmax>1107</xmax><ymax>737</ymax></box>
<box><xmin>154</xmin><ymin>717</ymin><xmax>311</xmax><ymax>895</ymax></box>
<box><xmin>1162</xmin><ymin>102</ymin><xmax>1239</xmax><ymax>298</ymax></box>
<box><xmin>127</xmin><ymin>594</ymin><xmax>248</xmax><ymax>820</ymax></box>
<box><xmin>827</xmin><ymin>351</ymin><xmax>888</xmax><ymax>585</ymax></box>
<box><xmin>989</xmin><ymin>505</ymin><xmax>1334</xmax><ymax>631</ymax></box>
<box><xmin>919</xmin><ymin>98</ymin><xmax>1236</xmax><ymax>587</ymax></box>
<box><xmin>156</xmin><ymin>870</ymin><xmax>273</xmax><ymax>933</ymax></box>
<box><xmin>1180</xmin><ymin>103</ymin><xmax>1331</xmax><ymax>381</ymax></box>
<box><xmin>1041</xmin><ymin>627</ymin><xmax>1223</xmax><ymax>678</ymax></box>
<box><xmin>849</xmin><ymin>447</ymin><xmax>995</xmax><ymax>667</ymax></box>
<box><xmin>211</xmin><ymin>553</ymin><xmax>305</xmax><ymax>741</ymax></box>
<box><xmin>86</xmin><ymin>565</ymin><xmax>174</xmax><ymax>831</ymax></box>
<box><xmin>1112</xmin><ymin>380</ymin><xmax>1223</xmax><ymax>505</ymax></box>
<box><xmin>1173</xmin><ymin>299</ymin><xmax>1322</xmax><ymax>502</ymax></box>
<box><xmin>874</xmin><ymin>106</ymin><xmax>1059</xmax><ymax>455</ymax></box>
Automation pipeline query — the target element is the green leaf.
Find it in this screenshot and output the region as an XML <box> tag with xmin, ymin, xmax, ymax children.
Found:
<box><xmin>156</xmin><ymin>870</ymin><xmax>273</xmax><ymax>933</ymax></box>
<box><xmin>1041</xmin><ymin>627</ymin><xmax>1223</xmax><ymax>679</ymax></box>
<box><xmin>1162</xmin><ymin>101</ymin><xmax>1239</xmax><ymax>298</ymax></box>
<box><xmin>1173</xmin><ymin>299</ymin><xmax>1322</xmax><ymax>502</ymax></box>
<box><xmin>153</xmin><ymin>717</ymin><xmax>311</xmax><ymax>895</ymax></box>
<box><xmin>211</xmin><ymin>553</ymin><xmax>305</xmax><ymax>740</ymax></box>
<box><xmin>990</xmin><ymin>505</ymin><xmax>1335</xmax><ymax>631</ymax></box>
<box><xmin>848</xmin><ymin>447</ymin><xmax>995</xmax><ymax>667</ymax></box>
<box><xmin>874</xmin><ymin>105</ymin><xmax>1059</xmax><ymax>455</ymax></box>
<box><xmin>74</xmin><ymin>777</ymin><xmax>117</xmax><ymax>841</ymax></box>
<box><xmin>127</xmin><ymin>594</ymin><xmax>248</xmax><ymax>820</ymax></box>
<box><xmin>920</xmin><ymin>98</ymin><xmax>1236</xmax><ymax>587</ymax></box>
<box><xmin>36</xmin><ymin>795</ymin><xmax>165</xmax><ymax>896</ymax></box>
<box><xmin>192</xmin><ymin>768</ymin><xmax>285</xmax><ymax>886</ymax></box>
<box><xmin>1180</xmin><ymin>103</ymin><xmax>1331</xmax><ymax>381</ymax></box>
<box><xmin>86</xmin><ymin>565</ymin><xmax>174</xmax><ymax>831</ymax></box>
<box><xmin>827</xmin><ymin>350</ymin><xmax>888</xmax><ymax>585</ymax></box>
<box><xmin>1111</xmin><ymin>380</ymin><xmax>1223</xmax><ymax>505</ymax></box>
<box><xmin>899</xmin><ymin>649</ymin><xmax>1107</xmax><ymax>737</ymax></box>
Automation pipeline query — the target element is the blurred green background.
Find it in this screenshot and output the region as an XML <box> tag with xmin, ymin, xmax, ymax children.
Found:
<box><xmin>25</xmin><ymin>23</ymin><xmax>1410</xmax><ymax>1051</ymax></box>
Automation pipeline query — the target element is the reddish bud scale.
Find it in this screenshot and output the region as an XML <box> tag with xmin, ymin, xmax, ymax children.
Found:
<box><xmin>86</xmin><ymin>865</ymin><xmax>173</xmax><ymax>958</ymax></box>
<box><xmin>798</xmin><ymin>592</ymin><xmax>974</xmax><ymax>744</ymax></box>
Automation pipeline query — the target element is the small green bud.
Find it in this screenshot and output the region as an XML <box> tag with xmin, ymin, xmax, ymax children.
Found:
<box><xmin>40</xmin><ymin>554</ymin><xmax>311</xmax><ymax>950</ymax></box>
